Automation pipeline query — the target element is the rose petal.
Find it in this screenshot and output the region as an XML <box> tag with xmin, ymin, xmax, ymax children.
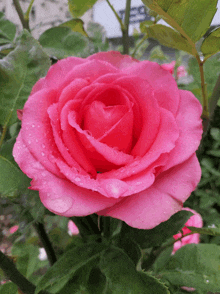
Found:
<box><xmin>162</xmin><ymin>90</ymin><xmax>203</xmax><ymax>172</ymax></box>
<box><xmin>87</xmin><ymin>51</ymin><xmax>138</xmax><ymax>70</ymax></box>
<box><xmin>13</xmin><ymin>133</ymin><xmax>120</xmax><ymax>216</ymax></box>
<box><xmin>21</xmin><ymin>88</ymin><xmax>63</xmax><ymax>177</ymax></box>
<box><xmin>122</xmin><ymin>61</ymin><xmax>180</xmax><ymax>116</ymax></box>
<box><xmin>68</xmin><ymin>111</ymin><xmax>134</xmax><ymax>167</ymax></box>
<box><xmin>98</xmin><ymin>154</ymin><xmax>200</xmax><ymax>229</ymax></box>
<box><xmin>112</xmin><ymin>76</ymin><xmax>160</xmax><ymax>156</ymax></box>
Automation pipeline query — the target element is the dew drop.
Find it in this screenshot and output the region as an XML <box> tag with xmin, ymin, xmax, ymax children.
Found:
<box><xmin>75</xmin><ymin>177</ymin><xmax>81</xmax><ymax>182</ymax></box>
<box><xmin>32</xmin><ymin>124</ymin><xmax>35</xmax><ymax>127</ymax></box>
<box><xmin>28</xmin><ymin>140</ymin><xmax>31</xmax><ymax>144</ymax></box>
<box><xmin>42</xmin><ymin>144</ymin><xmax>45</xmax><ymax>149</ymax></box>
<box><xmin>206</xmin><ymin>280</ymin><xmax>209</xmax><ymax>283</ymax></box>
<box><xmin>41</xmin><ymin>152</ymin><xmax>45</xmax><ymax>156</ymax></box>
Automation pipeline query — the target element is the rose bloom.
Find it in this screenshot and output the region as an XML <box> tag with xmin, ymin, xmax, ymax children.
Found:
<box><xmin>68</xmin><ymin>220</ymin><xmax>79</xmax><ymax>236</ymax></box>
<box><xmin>161</xmin><ymin>61</ymin><xmax>187</xmax><ymax>79</ymax></box>
<box><xmin>13</xmin><ymin>51</ymin><xmax>202</xmax><ymax>229</ymax></box>
<box><xmin>173</xmin><ymin>207</ymin><xmax>203</xmax><ymax>254</ymax></box>
<box><xmin>9</xmin><ymin>225</ymin><xmax>19</xmax><ymax>234</ymax></box>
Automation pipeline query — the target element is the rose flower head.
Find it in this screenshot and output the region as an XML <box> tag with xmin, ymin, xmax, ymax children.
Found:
<box><xmin>173</xmin><ymin>207</ymin><xmax>203</xmax><ymax>254</ymax></box>
<box><xmin>13</xmin><ymin>51</ymin><xmax>203</xmax><ymax>229</ymax></box>
<box><xmin>161</xmin><ymin>61</ymin><xmax>187</xmax><ymax>79</ymax></box>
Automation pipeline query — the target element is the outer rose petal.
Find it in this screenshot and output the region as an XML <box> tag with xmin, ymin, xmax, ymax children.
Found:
<box><xmin>87</xmin><ymin>51</ymin><xmax>138</xmax><ymax>70</ymax></box>
<box><xmin>162</xmin><ymin>90</ymin><xmax>203</xmax><ymax>172</ymax></box>
<box><xmin>122</xmin><ymin>61</ymin><xmax>180</xmax><ymax>115</ymax></box>
<box><xmin>31</xmin><ymin>57</ymin><xmax>85</xmax><ymax>94</ymax></box>
<box><xmin>13</xmin><ymin>133</ymin><xmax>120</xmax><ymax>216</ymax></box>
<box><xmin>98</xmin><ymin>154</ymin><xmax>201</xmax><ymax>229</ymax></box>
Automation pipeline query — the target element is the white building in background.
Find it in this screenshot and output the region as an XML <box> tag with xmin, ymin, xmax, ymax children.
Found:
<box><xmin>0</xmin><ymin>0</ymin><xmax>219</xmax><ymax>39</ymax></box>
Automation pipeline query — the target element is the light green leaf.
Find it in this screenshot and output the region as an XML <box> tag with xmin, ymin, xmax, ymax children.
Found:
<box><xmin>100</xmin><ymin>246</ymin><xmax>169</xmax><ymax>293</ymax></box>
<box><xmin>0</xmin><ymin>155</ymin><xmax>30</xmax><ymax>198</ymax></box>
<box><xmin>0</xmin><ymin>12</ymin><xmax>16</xmax><ymax>45</ymax></box>
<box><xmin>140</xmin><ymin>24</ymin><xmax>195</xmax><ymax>55</ymax></box>
<box><xmin>142</xmin><ymin>0</ymin><xmax>218</xmax><ymax>42</ymax></box>
<box><xmin>35</xmin><ymin>242</ymin><xmax>106</xmax><ymax>294</ymax></box>
<box><xmin>68</xmin><ymin>0</ymin><xmax>98</xmax><ymax>18</ymax></box>
<box><xmin>201</xmin><ymin>27</ymin><xmax>220</xmax><ymax>59</ymax></box>
<box><xmin>59</xmin><ymin>18</ymin><xmax>89</xmax><ymax>37</ymax></box>
<box><xmin>161</xmin><ymin>244</ymin><xmax>220</xmax><ymax>291</ymax></box>
<box><xmin>187</xmin><ymin>225</ymin><xmax>220</xmax><ymax>236</ymax></box>
<box><xmin>0</xmin><ymin>29</ymin><xmax>50</xmax><ymax>127</ymax></box>
<box><xmin>39</xmin><ymin>27</ymin><xmax>88</xmax><ymax>59</ymax></box>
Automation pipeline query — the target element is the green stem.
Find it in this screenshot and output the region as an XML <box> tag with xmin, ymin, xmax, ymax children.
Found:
<box><xmin>106</xmin><ymin>0</ymin><xmax>125</xmax><ymax>31</ymax></box>
<box><xmin>24</xmin><ymin>0</ymin><xmax>35</xmax><ymax>21</ymax></box>
<box><xmin>131</xmin><ymin>35</ymin><xmax>148</xmax><ymax>58</ymax></box>
<box><xmin>12</xmin><ymin>0</ymin><xmax>30</xmax><ymax>31</ymax></box>
<box><xmin>122</xmin><ymin>0</ymin><xmax>131</xmax><ymax>54</ymax></box>
<box><xmin>0</xmin><ymin>250</ymin><xmax>49</xmax><ymax>294</ymax></box>
<box><xmin>33</xmin><ymin>222</ymin><xmax>57</xmax><ymax>266</ymax></box>
<box><xmin>195</xmin><ymin>55</ymin><xmax>209</xmax><ymax>127</ymax></box>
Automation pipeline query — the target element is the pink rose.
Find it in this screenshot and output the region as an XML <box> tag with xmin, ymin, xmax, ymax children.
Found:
<box><xmin>173</xmin><ymin>207</ymin><xmax>203</xmax><ymax>254</ymax></box>
<box><xmin>161</xmin><ymin>61</ymin><xmax>187</xmax><ymax>79</ymax></box>
<box><xmin>9</xmin><ymin>225</ymin><xmax>19</xmax><ymax>234</ymax></box>
<box><xmin>13</xmin><ymin>51</ymin><xmax>202</xmax><ymax>229</ymax></box>
<box><xmin>68</xmin><ymin>220</ymin><xmax>79</xmax><ymax>236</ymax></box>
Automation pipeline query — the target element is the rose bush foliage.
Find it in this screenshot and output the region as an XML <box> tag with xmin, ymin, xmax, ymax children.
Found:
<box><xmin>13</xmin><ymin>51</ymin><xmax>202</xmax><ymax>229</ymax></box>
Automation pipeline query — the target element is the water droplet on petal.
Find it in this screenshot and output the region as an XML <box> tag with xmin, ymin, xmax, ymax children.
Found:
<box><xmin>28</xmin><ymin>140</ymin><xmax>31</xmax><ymax>144</ymax></box>
<box><xmin>42</xmin><ymin>144</ymin><xmax>45</xmax><ymax>149</ymax></box>
<box><xmin>41</xmin><ymin>152</ymin><xmax>45</xmax><ymax>156</ymax></box>
<box><xmin>75</xmin><ymin>177</ymin><xmax>81</xmax><ymax>182</ymax></box>
<box><xmin>32</xmin><ymin>124</ymin><xmax>35</xmax><ymax>127</ymax></box>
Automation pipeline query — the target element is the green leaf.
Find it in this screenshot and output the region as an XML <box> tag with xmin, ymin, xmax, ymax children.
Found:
<box><xmin>99</xmin><ymin>246</ymin><xmax>169</xmax><ymax>293</ymax></box>
<box><xmin>11</xmin><ymin>243</ymin><xmax>43</xmax><ymax>279</ymax></box>
<box><xmin>187</xmin><ymin>225</ymin><xmax>220</xmax><ymax>236</ymax></box>
<box><xmin>201</xmin><ymin>27</ymin><xmax>220</xmax><ymax>59</ymax></box>
<box><xmin>35</xmin><ymin>242</ymin><xmax>106</xmax><ymax>294</ymax></box>
<box><xmin>68</xmin><ymin>0</ymin><xmax>98</xmax><ymax>18</ymax></box>
<box><xmin>117</xmin><ymin>237</ymin><xmax>142</xmax><ymax>266</ymax></box>
<box><xmin>142</xmin><ymin>0</ymin><xmax>218</xmax><ymax>42</ymax></box>
<box><xmin>0</xmin><ymin>155</ymin><xmax>30</xmax><ymax>197</ymax></box>
<box><xmin>140</xmin><ymin>24</ymin><xmax>195</xmax><ymax>55</ymax></box>
<box><xmin>120</xmin><ymin>210</ymin><xmax>193</xmax><ymax>249</ymax></box>
<box><xmin>59</xmin><ymin>18</ymin><xmax>89</xmax><ymax>37</ymax></box>
<box><xmin>39</xmin><ymin>27</ymin><xmax>88</xmax><ymax>59</ymax></box>
<box><xmin>0</xmin><ymin>282</ymin><xmax>18</xmax><ymax>294</ymax></box>
<box><xmin>0</xmin><ymin>29</ymin><xmax>50</xmax><ymax>127</ymax></box>
<box><xmin>0</xmin><ymin>12</ymin><xmax>16</xmax><ymax>45</ymax></box>
<box><xmin>160</xmin><ymin>244</ymin><xmax>220</xmax><ymax>291</ymax></box>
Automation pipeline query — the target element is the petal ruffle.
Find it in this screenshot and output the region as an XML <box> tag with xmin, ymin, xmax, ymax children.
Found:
<box><xmin>98</xmin><ymin>154</ymin><xmax>201</xmax><ymax>229</ymax></box>
<box><xmin>13</xmin><ymin>133</ymin><xmax>120</xmax><ymax>216</ymax></box>
<box><xmin>122</xmin><ymin>61</ymin><xmax>180</xmax><ymax>116</ymax></box>
<box><xmin>87</xmin><ymin>51</ymin><xmax>138</xmax><ymax>70</ymax></box>
<box><xmin>161</xmin><ymin>90</ymin><xmax>203</xmax><ymax>172</ymax></box>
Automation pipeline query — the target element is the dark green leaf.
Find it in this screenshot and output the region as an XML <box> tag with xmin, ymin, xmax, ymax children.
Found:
<box><xmin>140</xmin><ymin>24</ymin><xmax>195</xmax><ymax>55</ymax></box>
<box><xmin>117</xmin><ymin>237</ymin><xmax>142</xmax><ymax>266</ymax></box>
<box><xmin>153</xmin><ymin>246</ymin><xmax>173</xmax><ymax>272</ymax></box>
<box><xmin>142</xmin><ymin>0</ymin><xmax>218</xmax><ymax>42</ymax></box>
<box><xmin>0</xmin><ymin>29</ymin><xmax>50</xmax><ymax>127</ymax></box>
<box><xmin>120</xmin><ymin>210</ymin><xmax>193</xmax><ymax>249</ymax></box>
<box><xmin>160</xmin><ymin>244</ymin><xmax>220</xmax><ymax>291</ymax></box>
<box><xmin>187</xmin><ymin>225</ymin><xmax>220</xmax><ymax>236</ymax></box>
<box><xmin>0</xmin><ymin>155</ymin><xmax>30</xmax><ymax>198</ymax></box>
<box><xmin>0</xmin><ymin>12</ymin><xmax>16</xmax><ymax>45</ymax></box>
<box><xmin>0</xmin><ymin>282</ymin><xmax>18</xmax><ymax>294</ymax></box>
<box><xmin>201</xmin><ymin>27</ymin><xmax>220</xmax><ymax>59</ymax></box>
<box><xmin>68</xmin><ymin>0</ymin><xmax>98</xmax><ymax>18</ymax></box>
<box><xmin>99</xmin><ymin>246</ymin><xmax>169</xmax><ymax>293</ymax></box>
<box><xmin>35</xmin><ymin>242</ymin><xmax>106</xmax><ymax>294</ymax></box>
<box><xmin>39</xmin><ymin>27</ymin><xmax>88</xmax><ymax>59</ymax></box>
